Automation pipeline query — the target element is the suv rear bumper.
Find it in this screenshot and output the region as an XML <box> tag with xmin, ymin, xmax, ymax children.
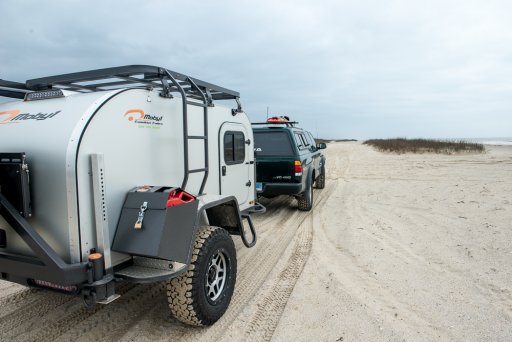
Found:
<box><xmin>257</xmin><ymin>182</ymin><xmax>303</xmax><ymax>197</ymax></box>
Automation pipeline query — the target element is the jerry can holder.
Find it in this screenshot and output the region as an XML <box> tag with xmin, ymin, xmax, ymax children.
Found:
<box><xmin>112</xmin><ymin>186</ymin><xmax>199</xmax><ymax>264</ymax></box>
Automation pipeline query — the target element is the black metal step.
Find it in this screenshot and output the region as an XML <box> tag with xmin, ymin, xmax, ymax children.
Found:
<box><xmin>115</xmin><ymin>257</ymin><xmax>187</xmax><ymax>283</ymax></box>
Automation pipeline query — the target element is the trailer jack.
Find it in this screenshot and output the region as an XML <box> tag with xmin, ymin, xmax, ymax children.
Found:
<box><xmin>82</xmin><ymin>274</ymin><xmax>119</xmax><ymax>309</ymax></box>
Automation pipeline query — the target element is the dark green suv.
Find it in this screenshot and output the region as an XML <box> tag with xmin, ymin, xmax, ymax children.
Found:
<box><xmin>252</xmin><ymin>120</ymin><xmax>326</xmax><ymax>211</ymax></box>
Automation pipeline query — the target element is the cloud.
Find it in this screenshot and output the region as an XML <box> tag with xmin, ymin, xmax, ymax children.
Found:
<box><xmin>1</xmin><ymin>0</ymin><xmax>511</xmax><ymax>138</ymax></box>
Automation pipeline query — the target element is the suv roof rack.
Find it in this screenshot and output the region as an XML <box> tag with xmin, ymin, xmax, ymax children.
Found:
<box><xmin>0</xmin><ymin>65</ymin><xmax>242</xmax><ymax>110</ymax></box>
<box><xmin>251</xmin><ymin>121</ymin><xmax>299</xmax><ymax>127</ymax></box>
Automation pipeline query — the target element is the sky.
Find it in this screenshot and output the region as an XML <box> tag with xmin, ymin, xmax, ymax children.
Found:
<box><xmin>1</xmin><ymin>0</ymin><xmax>511</xmax><ymax>139</ymax></box>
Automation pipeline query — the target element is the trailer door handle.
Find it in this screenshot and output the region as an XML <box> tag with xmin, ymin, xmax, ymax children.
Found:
<box><xmin>222</xmin><ymin>166</ymin><xmax>226</xmax><ymax>176</ymax></box>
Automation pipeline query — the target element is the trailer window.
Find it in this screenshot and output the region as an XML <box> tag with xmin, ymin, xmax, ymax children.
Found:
<box><xmin>224</xmin><ymin>131</ymin><xmax>245</xmax><ymax>164</ymax></box>
<box><xmin>254</xmin><ymin>131</ymin><xmax>294</xmax><ymax>156</ymax></box>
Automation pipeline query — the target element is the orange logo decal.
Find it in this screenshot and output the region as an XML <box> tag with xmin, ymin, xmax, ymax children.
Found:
<box><xmin>0</xmin><ymin>109</ymin><xmax>21</xmax><ymax>124</ymax></box>
<box><xmin>124</xmin><ymin>109</ymin><xmax>144</xmax><ymax>122</ymax></box>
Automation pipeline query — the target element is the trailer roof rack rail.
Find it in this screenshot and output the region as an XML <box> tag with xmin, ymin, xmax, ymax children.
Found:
<box><xmin>1</xmin><ymin>65</ymin><xmax>240</xmax><ymax>105</ymax></box>
<box><xmin>0</xmin><ymin>79</ymin><xmax>31</xmax><ymax>99</ymax></box>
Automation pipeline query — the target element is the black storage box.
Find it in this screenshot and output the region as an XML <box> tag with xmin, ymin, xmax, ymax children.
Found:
<box><xmin>112</xmin><ymin>188</ymin><xmax>199</xmax><ymax>263</ymax></box>
<box><xmin>0</xmin><ymin>152</ymin><xmax>31</xmax><ymax>218</ymax></box>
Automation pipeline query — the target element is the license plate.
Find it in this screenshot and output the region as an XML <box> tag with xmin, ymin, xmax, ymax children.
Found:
<box><xmin>256</xmin><ymin>182</ymin><xmax>263</xmax><ymax>192</ymax></box>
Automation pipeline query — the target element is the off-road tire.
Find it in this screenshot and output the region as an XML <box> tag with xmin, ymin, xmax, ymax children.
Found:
<box><xmin>297</xmin><ymin>178</ymin><xmax>313</xmax><ymax>211</ymax></box>
<box><xmin>315</xmin><ymin>172</ymin><xmax>325</xmax><ymax>189</ymax></box>
<box><xmin>167</xmin><ymin>226</ymin><xmax>237</xmax><ymax>326</ymax></box>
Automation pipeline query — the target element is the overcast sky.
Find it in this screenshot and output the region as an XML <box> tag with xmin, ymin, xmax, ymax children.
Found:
<box><xmin>1</xmin><ymin>0</ymin><xmax>511</xmax><ymax>139</ymax></box>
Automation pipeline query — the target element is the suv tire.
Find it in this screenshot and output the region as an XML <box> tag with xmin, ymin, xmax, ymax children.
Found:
<box><xmin>297</xmin><ymin>177</ymin><xmax>313</xmax><ymax>211</ymax></box>
<box><xmin>167</xmin><ymin>226</ymin><xmax>237</xmax><ymax>326</ymax></box>
<box><xmin>315</xmin><ymin>172</ymin><xmax>325</xmax><ymax>189</ymax></box>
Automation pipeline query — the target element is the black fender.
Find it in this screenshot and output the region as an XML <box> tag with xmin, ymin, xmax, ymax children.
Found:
<box><xmin>195</xmin><ymin>196</ymin><xmax>257</xmax><ymax>249</ymax></box>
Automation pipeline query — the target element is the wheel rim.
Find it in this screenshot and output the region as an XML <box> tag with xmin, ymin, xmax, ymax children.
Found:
<box><xmin>205</xmin><ymin>249</ymin><xmax>227</xmax><ymax>302</ymax></box>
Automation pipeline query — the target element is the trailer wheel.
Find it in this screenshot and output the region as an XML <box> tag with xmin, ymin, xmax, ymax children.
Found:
<box><xmin>297</xmin><ymin>177</ymin><xmax>313</xmax><ymax>211</ymax></box>
<box><xmin>167</xmin><ymin>226</ymin><xmax>237</xmax><ymax>326</ymax></box>
<box><xmin>315</xmin><ymin>172</ymin><xmax>325</xmax><ymax>189</ymax></box>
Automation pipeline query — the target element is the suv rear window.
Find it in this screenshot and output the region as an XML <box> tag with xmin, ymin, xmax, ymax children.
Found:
<box><xmin>254</xmin><ymin>131</ymin><xmax>294</xmax><ymax>156</ymax></box>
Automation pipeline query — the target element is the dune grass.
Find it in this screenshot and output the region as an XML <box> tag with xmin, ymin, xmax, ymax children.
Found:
<box><xmin>315</xmin><ymin>138</ymin><xmax>357</xmax><ymax>144</ymax></box>
<box><xmin>363</xmin><ymin>138</ymin><xmax>485</xmax><ymax>154</ymax></box>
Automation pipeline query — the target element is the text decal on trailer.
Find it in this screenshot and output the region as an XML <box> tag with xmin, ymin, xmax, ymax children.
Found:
<box><xmin>124</xmin><ymin>109</ymin><xmax>163</xmax><ymax>129</ymax></box>
<box><xmin>0</xmin><ymin>109</ymin><xmax>61</xmax><ymax>124</ymax></box>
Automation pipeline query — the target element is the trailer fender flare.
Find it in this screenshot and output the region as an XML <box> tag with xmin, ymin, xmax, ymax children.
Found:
<box><xmin>196</xmin><ymin>196</ymin><xmax>243</xmax><ymax>238</ymax></box>
<box><xmin>194</xmin><ymin>196</ymin><xmax>257</xmax><ymax>249</ymax></box>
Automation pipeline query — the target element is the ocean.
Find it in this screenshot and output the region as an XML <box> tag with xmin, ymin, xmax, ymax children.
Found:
<box><xmin>464</xmin><ymin>137</ymin><xmax>512</xmax><ymax>146</ymax></box>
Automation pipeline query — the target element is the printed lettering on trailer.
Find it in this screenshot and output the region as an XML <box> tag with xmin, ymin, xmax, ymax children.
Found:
<box><xmin>124</xmin><ymin>109</ymin><xmax>163</xmax><ymax>129</ymax></box>
<box><xmin>0</xmin><ymin>109</ymin><xmax>61</xmax><ymax>124</ymax></box>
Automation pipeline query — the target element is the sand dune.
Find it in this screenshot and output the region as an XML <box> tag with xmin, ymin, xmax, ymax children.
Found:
<box><xmin>1</xmin><ymin>141</ymin><xmax>510</xmax><ymax>341</ymax></box>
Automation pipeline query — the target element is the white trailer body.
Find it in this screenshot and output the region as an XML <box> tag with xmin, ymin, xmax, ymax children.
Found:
<box><xmin>0</xmin><ymin>66</ymin><xmax>262</xmax><ymax>326</ymax></box>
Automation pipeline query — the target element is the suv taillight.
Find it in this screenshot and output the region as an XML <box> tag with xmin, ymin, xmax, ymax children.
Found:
<box><xmin>294</xmin><ymin>160</ymin><xmax>302</xmax><ymax>176</ymax></box>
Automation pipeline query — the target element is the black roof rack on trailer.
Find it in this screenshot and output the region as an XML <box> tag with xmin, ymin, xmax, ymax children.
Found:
<box><xmin>1</xmin><ymin>65</ymin><xmax>243</xmax><ymax>196</ymax></box>
<box><xmin>0</xmin><ymin>79</ymin><xmax>31</xmax><ymax>99</ymax></box>
<box><xmin>0</xmin><ymin>65</ymin><xmax>242</xmax><ymax>110</ymax></box>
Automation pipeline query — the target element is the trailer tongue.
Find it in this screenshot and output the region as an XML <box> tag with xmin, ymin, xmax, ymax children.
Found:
<box><xmin>0</xmin><ymin>65</ymin><xmax>264</xmax><ymax>326</ymax></box>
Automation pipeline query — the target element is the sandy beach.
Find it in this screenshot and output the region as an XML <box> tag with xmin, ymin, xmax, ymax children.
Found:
<box><xmin>1</xmin><ymin>141</ymin><xmax>511</xmax><ymax>341</ymax></box>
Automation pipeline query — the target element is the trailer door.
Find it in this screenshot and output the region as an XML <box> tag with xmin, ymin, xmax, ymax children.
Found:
<box><xmin>220</xmin><ymin>123</ymin><xmax>250</xmax><ymax>206</ymax></box>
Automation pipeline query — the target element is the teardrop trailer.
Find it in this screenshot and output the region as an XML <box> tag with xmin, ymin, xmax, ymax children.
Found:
<box><xmin>0</xmin><ymin>65</ymin><xmax>264</xmax><ymax>326</ymax></box>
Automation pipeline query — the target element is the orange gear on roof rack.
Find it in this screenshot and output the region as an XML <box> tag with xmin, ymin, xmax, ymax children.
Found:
<box><xmin>267</xmin><ymin>116</ymin><xmax>290</xmax><ymax>123</ymax></box>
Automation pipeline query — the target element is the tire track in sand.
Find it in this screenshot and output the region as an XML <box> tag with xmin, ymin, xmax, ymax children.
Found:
<box><xmin>239</xmin><ymin>183</ymin><xmax>335</xmax><ymax>341</ymax></box>
<box><xmin>0</xmin><ymin>283</ymin><xmax>136</xmax><ymax>342</ymax></box>
<box><xmin>241</xmin><ymin>207</ymin><xmax>314</xmax><ymax>341</ymax></box>
<box><xmin>0</xmin><ymin>287</ymin><xmax>43</xmax><ymax>318</ymax></box>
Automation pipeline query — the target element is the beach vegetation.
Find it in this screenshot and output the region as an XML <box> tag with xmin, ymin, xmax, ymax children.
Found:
<box><xmin>363</xmin><ymin>138</ymin><xmax>485</xmax><ymax>154</ymax></box>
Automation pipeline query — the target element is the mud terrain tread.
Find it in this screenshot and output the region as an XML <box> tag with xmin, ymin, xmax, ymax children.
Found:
<box><xmin>167</xmin><ymin>226</ymin><xmax>236</xmax><ymax>326</ymax></box>
<box><xmin>297</xmin><ymin>179</ymin><xmax>313</xmax><ymax>211</ymax></box>
<box><xmin>315</xmin><ymin>172</ymin><xmax>325</xmax><ymax>189</ymax></box>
